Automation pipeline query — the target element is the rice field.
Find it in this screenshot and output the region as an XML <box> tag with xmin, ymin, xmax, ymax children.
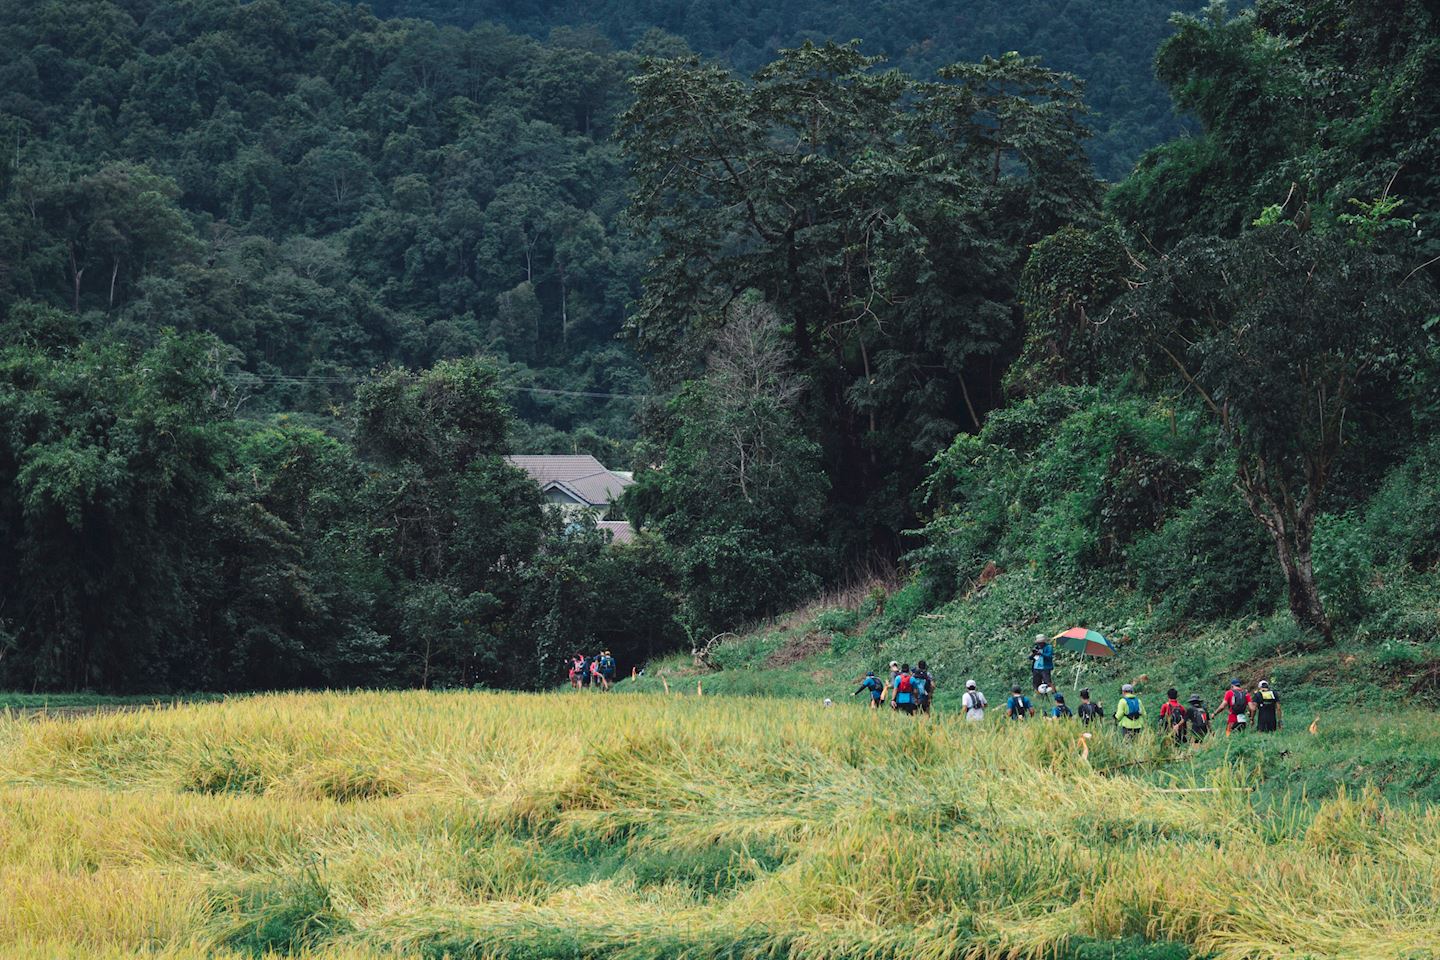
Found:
<box><xmin>2</xmin><ymin>691</ymin><xmax>1438</xmax><ymax>960</ymax></box>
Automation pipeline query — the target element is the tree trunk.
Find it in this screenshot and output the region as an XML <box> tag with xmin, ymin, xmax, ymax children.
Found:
<box><xmin>69</xmin><ymin>244</ymin><xmax>85</xmax><ymax>313</ymax></box>
<box><xmin>108</xmin><ymin>258</ymin><xmax>120</xmax><ymax>309</ymax></box>
<box><xmin>1237</xmin><ymin>473</ymin><xmax>1333</xmax><ymax>643</ymax></box>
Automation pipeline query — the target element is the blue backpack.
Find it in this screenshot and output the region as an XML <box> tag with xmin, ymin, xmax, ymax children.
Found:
<box><xmin>1123</xmin><ymin>696</ymin><xmax>1141</xmax><ymax>720</ymax></box>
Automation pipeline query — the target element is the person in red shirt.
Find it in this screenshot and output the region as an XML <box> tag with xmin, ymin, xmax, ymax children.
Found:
<box><xmin>1159</xmin><ymin>688</ymin><xmax>1188</xmax><ymax>742</ymax></box>
<box><xmin>1222</xmin><ymin>678</ymin><xmax>1251</xmax><ymax>735</ymax></box>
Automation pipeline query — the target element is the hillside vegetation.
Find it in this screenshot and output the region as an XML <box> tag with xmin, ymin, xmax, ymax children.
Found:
<box><xmin>354</xmin><ymin>0</ymin><xmax>1207</xmax><ymax>180</ymax></box>
<box><xmin>1</xmin><ymin>0</ymin><xmax>1438</xmax><ymax>702</ymax></box>
<box><xmin>5</xmin><ymin>691</ymin><xmax>1440</xmax><ymax>959</ymax></box>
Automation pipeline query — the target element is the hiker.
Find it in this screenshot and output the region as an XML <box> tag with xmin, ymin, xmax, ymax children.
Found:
<box><xmin>590</xmin><ymin>656</ymin><xmax>606</xmax><ymax>691</ymax></box>
<box><xmin>888</xmin><ymin>660</ymin><xmax>901</xmax><ymax>684</ymax></box>
<box><xmin>1049</xmin><ymin>692</ymin><xmax>1073</xmax><ymax>719</ymax></box>
<box><xmin>892</xmin><ymin>664</ymin><xmax>918</xmax><ymax>715</ymax></box>
<box><xmin>1006</xmin><ymin>685</ymin><xmax>1034</xmax><ymax>720</ymax></box>
<box><xmin>1222</xmin><ymin>679</ymin><xmax>1250</xmax><ymax>735</ymax></box>
<box><xmin>1031</xmin><ymin>635</ymin><xmax>1054</xmax><ymax>691</ymax></box>
<box><xmin>962</xmin><ymin>680</ymin><xmax>987</xmax><ymax>721</ymax></box>
<box><xmin>1114</xmin><ymin>683</ymin><xmax>1145</xmax><ymax>739</ymax></box>
<box><xmin>854</xmin><ymin>670</ymin><xmax>884</xmax><ymax>709</ymax></box>
<box><xmin>599</xmin><ymin>651</ymin><xmax>616</xmax><ymax>688</ymax></box>
<box><xmin>1185</xmin><ymin>695</ymin><xmax>1211</xmax><ymax>741</ymax></box>
<box><xmin>1253</xmin><ymin>680</ymin><xmax>1282</xmax><ymax>732</ymax></box>
<box><xmin>1159</xmin><ymin>688</ymin><xmax>1187</xmax><ymax>742</ymax></box>
<box><xmin>914</xmin><ymin>660</ymin><xmax>935</xmax><ymax>714</ymax></box>
<box><xmin>1076</xmin><ymin>688</ymin><xmax>1104</xmax><ymax>725</ymax></box>
<box><xmin>568</xmin><ymin>654</ymin><xmax>584</xmax><ymax>690</ymax></box>
<box><xmin>910</xmin><ymin>666</ymin><xmax>929</xmax><ymax>715</ymax></box>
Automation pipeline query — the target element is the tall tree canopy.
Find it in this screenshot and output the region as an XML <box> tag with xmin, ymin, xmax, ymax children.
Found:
<box><xmin>352</xmin><ymin>0</ymin><xmax>1209</xmax><ymax>180</ymax></box>
<box><xmin>621</xmin><ymin>42</ymin><xmax>1101</xmax><ymax>553</ymax></box>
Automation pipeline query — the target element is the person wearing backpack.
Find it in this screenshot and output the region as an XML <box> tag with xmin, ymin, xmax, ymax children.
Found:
<box><xmin>1049</xmin><ymin>692</ymin><xmax>1073</xmax><ymax>719</ymax></box>
<box><xmin>892</xmin><ymin>664</ymin><xmax>917</xmax><ymax>715</ymax></box>
<box><xmin>1223</xmin><ymin>679</ymin><xmax>1251</xmax><ymax>735</ymax></box>
<box><xmin>1159</xmin><ymin>688</ymin><xmax>1188</xmax><ymax>742</ymax></box>
<box><xmin>1076</xmin><ymin>689</ymin><xmax>1104</xmax><ymax>725</ymax></box>
<box><xmin>1006</xmin><ymin>685</ymin><xmax>1034</xmax><ymax>720</ymax></box>
<box><xmin>1113</xmin><ymin>683</ymin><xmax>1145</xmax><ymax>738</ymax></box>
<box><xmin>854</xmin><ymin>671</ymin><xmax>885</xmax><ymax>709</ymax></box>
<box><xmin>962</xmin><ymin>680</ymin><xmax>987</xmax><ymax>722</ymax></box>
<box><xmin>600</xmin><ymin>651</ymin><xmax>616</xmax><ymax>687</ymax></box>
<box><xmin>1253</xmin><ymin>680</ymin><xmax>1282</xmax><ymax>732</ymax></box>
<box><xmin>910</xmin><ymin>668</ymin><xmax>928</xmax><ymax>715</ymax></box>
<box><xmin>914</xmin><ymin>660</ymin><xmax>935</xmax><ymax>714</ymax></box>
<box><xmin>1185</xmin><ymin>695</ymin><xmax>1211</xmax><ymax>741</ymax></box>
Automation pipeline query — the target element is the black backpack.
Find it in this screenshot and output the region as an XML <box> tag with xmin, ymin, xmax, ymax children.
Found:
<box><xmin>1187</xmin><ymin>706</ymin><xmax>1210</xmax><ymax>737</ymax></box>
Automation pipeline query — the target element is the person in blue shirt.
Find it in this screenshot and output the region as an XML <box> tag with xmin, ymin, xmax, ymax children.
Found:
<box><xmin>892</xmin><ymin>664</ymin><xmax>918</xmax><ymax>715</ymax></box>
<box><xmin>1031</xmin><ymin>634</ymin><xmax>1054</xmax><ymax>691</ymax></box>
<box><xmin>1006</xmin><ymin>685</ymin><xmax>1034</xmax><ymax>720</ymax></box>
<box><xmin>853</xmin><ymin>671</ymin><xmax>884</xmax><ymax>710</ymax></box>
<box><xmin>1049</xmin><ymin>692</ymin><xmax>1073</xmax><ymax>719</ymax></box>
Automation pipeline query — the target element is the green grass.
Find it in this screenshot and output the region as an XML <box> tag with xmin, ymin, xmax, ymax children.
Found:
<box><xmin>0</xmin><ymin>692</ymin><xmax>224</xmax><ymax>711</ymax></box>
<box><xmin>621</xmin><ymin>567</ymin><xmax>1440</xmax><ymax>805</ymax></box>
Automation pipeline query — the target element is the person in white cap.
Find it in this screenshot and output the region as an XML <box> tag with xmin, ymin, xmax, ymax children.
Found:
<box><xmin>962</xmin><ymin>680</ymin><xmax>987</xmax><ymax>722</ymax></box>
<box><xmin>1253</xmin><ymin>680</ymin><xmax>1282</xmax><ymax>732</ymax></box>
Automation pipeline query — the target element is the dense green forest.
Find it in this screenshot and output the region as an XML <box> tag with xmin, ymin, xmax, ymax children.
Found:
<box><xmin>351</xmin><ymin>0</ymin><xmax>1208</xmax><ymax>180</ymax></box>
<box><xmin>1</xmin><ymin>0</ymin><xmax>1437</xmax><ymax>694</ymax></box>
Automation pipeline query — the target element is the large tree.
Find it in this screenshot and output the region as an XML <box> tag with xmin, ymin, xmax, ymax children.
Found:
<box><xmin>620</xmin><ymin>42</ymin><xmax>1100</xmax><ymax>551</ymax></box>
<box><xmin>1106</xmin><ymin>226</ymin><xmax>1436</xmax><ymax>640</ymax></box>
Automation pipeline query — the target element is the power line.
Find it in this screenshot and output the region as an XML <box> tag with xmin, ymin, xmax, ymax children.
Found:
<box><xmin>228</xmin><ymin>372</ymin><xmax>649</xmax><ymax>401</ymax></box>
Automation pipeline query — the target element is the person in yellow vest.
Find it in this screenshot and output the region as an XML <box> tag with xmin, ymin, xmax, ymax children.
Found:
<box><xmin>1113</xmin><ymin>682</ymin><xmax>1145</xmax><ymax>739</ymax></box>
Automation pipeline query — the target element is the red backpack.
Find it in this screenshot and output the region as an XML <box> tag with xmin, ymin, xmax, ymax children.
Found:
<box><xmin>897</xmin><ymin>674</ymin><xmax>913</xmax><ymax>694</ymax></box>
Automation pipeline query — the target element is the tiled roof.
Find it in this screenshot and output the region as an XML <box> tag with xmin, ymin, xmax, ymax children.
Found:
<box><xmin>506</xmin><ymin>455</ymin><xmax>609</xmax><ymax>484</ymax></box>
<box><xmin>507</xmin><ymin>455</ymin><xmax>634</xmax><ymax>507</ymax></box>
<box><xmin>596</xmin><ymin>521</ymin><xmax>635</xmax><ymax>545</ymax></box>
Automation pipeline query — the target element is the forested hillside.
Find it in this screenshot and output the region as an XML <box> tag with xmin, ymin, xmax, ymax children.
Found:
<box><xmin>0</xmin><ymin>0</ymin><xmax>674</xmax><ymax>691</ymax></box>
<box><xmin>1</xmin><ymin>0</ymin><xmax>1437</xmax><ymax>696</ymax></box>
<box><xmin>0</xmin><ymin>0</ymin><xmax>643</xmax><ymax>451</ymax></box>
<box><xmin>353</xmin><ymin>0</ymin><xmax>1208</xmax><ymax>180</ymax></box>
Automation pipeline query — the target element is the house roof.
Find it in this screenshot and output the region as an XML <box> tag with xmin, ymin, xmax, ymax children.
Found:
<box><xmin>507</xmin><ymin>455</ymin><xmax>634</xmax><ymax>507</ymax></box>
<box><xmin>597</xmin><ymin>521</ymin><xmax>635</xmax><ymax>545</ymax></box>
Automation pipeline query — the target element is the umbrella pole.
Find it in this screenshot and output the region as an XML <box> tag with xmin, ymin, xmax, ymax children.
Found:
<box><xmin>1074</xmin><ymin>652</ymin><xmax>1085</xmax><ymax>690</ymax></box>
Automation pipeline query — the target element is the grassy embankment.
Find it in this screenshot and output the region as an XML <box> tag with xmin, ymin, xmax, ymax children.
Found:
<box><xmin>622</xmin><ymin>570</ymin><xmax>1440</xmax><ymax>806</ymax></box>
<box><xmin>4</xmin><ymin>690</ymin><xmax>1440</xmax><ymax>959</ymax></box>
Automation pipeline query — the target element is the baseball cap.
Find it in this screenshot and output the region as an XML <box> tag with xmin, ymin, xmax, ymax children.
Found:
<box><xmin>965</xmin><ymin>679</ymin><xmax>977</xmax><ymax>690</ymax></box>
<box><xmin>1122</xmin><ymin>683</ymin><xmax>1135</xmax><ymax>693</ymax></box>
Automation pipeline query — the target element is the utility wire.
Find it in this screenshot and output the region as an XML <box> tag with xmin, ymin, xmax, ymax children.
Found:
<box><xmin>228</xmin><ymin>372</ymin><xmax>649</xmax><ymax>401</ymax></box>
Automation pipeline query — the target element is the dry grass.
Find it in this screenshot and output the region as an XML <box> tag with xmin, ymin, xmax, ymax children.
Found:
<box><xmin>1</xmin><ymin>690</ymin><xmax>1437</xmax><ymax>959</ymax></box>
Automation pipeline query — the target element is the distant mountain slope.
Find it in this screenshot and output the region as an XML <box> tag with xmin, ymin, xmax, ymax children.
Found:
<box><xmin>350</xmin><ymin>0</ymin><xmax>1207</xmax><ymax>180</ymax></box>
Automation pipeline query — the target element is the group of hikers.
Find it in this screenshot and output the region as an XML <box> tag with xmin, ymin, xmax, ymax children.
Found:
<box><xmin>853</xmin><ymin>637</ymin><xmax>1283</xmax><ymax>741</ymax></box>
<box><xmin>568</xmin><ymin>651</ymin><xmax>617</xmax><ymax>691</ymax></box>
